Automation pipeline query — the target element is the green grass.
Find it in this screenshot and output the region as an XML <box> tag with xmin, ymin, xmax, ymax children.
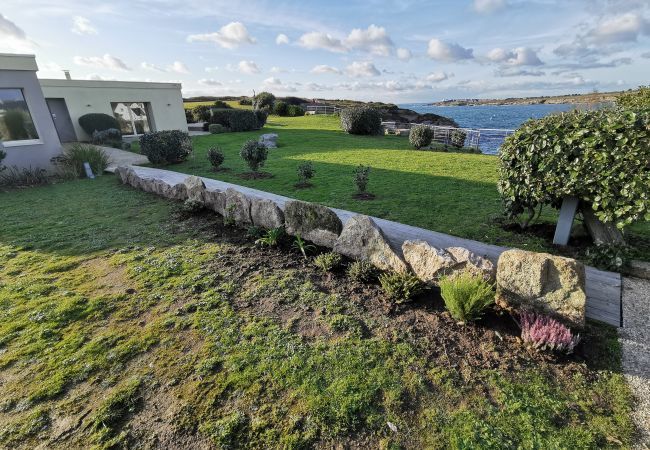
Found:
<box><xmin>0</xmin><ymin>177</ymin><xmax>636</xmax><ymax>448</ymax></box>
<box><xmin>138</xmin><ymin>114</ymin><xmax>650</xmax><ymax>259</ymax></box>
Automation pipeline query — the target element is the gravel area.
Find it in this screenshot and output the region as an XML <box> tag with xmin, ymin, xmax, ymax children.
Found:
<box><xmin>620</xmin><ymin>276</ymin><xmax>650</xmax><ymax>449</ymax></box>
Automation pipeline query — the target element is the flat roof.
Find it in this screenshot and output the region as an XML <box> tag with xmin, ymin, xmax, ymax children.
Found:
<box><xmin>0</xmin><ymin>53</ymin><xmax>38</xmax><ymax>71</ymax></box>
<box><xmin>38</xmin><ymin>78</ymin><xmax>182</xmax><ymax>90</ymax></box>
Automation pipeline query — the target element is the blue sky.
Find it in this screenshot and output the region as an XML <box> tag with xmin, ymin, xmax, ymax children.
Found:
<box><xmin>1</xmin><ymin>0</ymin><xmax>649</xmax><ymax>102</ymax></box>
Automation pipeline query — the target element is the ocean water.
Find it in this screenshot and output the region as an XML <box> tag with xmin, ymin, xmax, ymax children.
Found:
<box><xmin>399</xmin><ymin>103</ymin><xmax>580</xmax><ymax>154</ymax></box>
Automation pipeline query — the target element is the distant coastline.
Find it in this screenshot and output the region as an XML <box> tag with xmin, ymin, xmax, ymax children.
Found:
<box><xmin>428</xmin><ymin>91</ymin><xmax>624</xmax><ymax>107</ymax></box>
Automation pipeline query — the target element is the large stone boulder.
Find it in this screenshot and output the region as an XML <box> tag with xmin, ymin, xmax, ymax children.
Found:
<box><xmin>284</xmin><ymin>200</ymin><xmax>342</xmax><ymax>247</ymax></box>
<box><xmin>251</xmin><ymin>198</ymin><xmax>284</xmax><ymax>229</ymax></box>
<box><xmin>204</xmin><ymin>189</ymin><xmax>226</xmax><ymax>215</ymax></box>
<box><xmin>496</xmin><ymin>249</ymin><xmax>586</xmax><ymax>327</ymax></box>
<box><xmin>259</xmin><ymin>133</ymin><xmax>278</xmax><ymax>149</ymax></box>
<box><xmin>334</xmin><ymin>215</ymin><xmax>408</xmax><ymax>273</ymax></box>
<box><xmin>184</xmin><ymin>176</ymin><xmax>206</xmax><ymax>203</ymax></box>
<box><xmin>225</xmin><ymin>188</ymin><xmax>252</xmax><ymax>224</ymax></box>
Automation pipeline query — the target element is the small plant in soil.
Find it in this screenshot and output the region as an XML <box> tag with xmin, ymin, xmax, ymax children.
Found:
<box><xmin>181</xmin><ymin>198</ymin><xmax>204</xmax><ymax>215</ymax></box>
<box><xmin>207</xmin><ymin>147</ymin><xmax>226</xmax><ymax>172</ymax></box>
<box><xmin>223</xmin><ymin>204</ymin><xmax>237</xmax><ymax>227</ymax></box>
<box><xmin>313</xmin><ymin>251</ymin><xmax>343</xmax><ymax>272</ymax></box>
<box><xmin>246</xmin><ymin>226</ymin><xmax>264</xmax><ymax>240</ymax></box>
<box><xmin>255</xmin><ymin>227</ymin><xmax>284</xmax><ymax>247</ymax></box>
<box><xmin>346</xmin><ymin>259</ymin><xmax>377</xmax><ymax>283</ymax></box>
<box><xmin>520</xmin><ymin>311</ymin><xmax>581</xmax><ymax>354</ymax></box>
<box><xmin>292</xmin><ymin>235</ymin><xmax>316</xmax><ymax>259</ymax></box>
<box><xmin>379</xmin><ymin>271</ymin><xmax>423</xmax><ymax>304</ymax></box>
<box><xmin>295</xmin><ymin>162</ymin><xmax>315</xmax><ymax>188</ymax></box>
<box><xmin>239</xmin><ymin>139</ymin><xmax>269</xmax><ymax>178</ymax></box>
<box><xmin>439</xmin><ymin>271</ymin><xmax>494</xmax><ymax>324</ymax></box>
<box><xmin>352</xmin><ymin>165</ymin><xmax>375</xmax><ymax>200</ymax></box>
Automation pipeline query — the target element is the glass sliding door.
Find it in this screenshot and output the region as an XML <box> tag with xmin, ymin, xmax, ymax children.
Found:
<box><xmin>111</xmin><ymin>102</ymin><xmax>151</xmax><ymax>135</ymax></box>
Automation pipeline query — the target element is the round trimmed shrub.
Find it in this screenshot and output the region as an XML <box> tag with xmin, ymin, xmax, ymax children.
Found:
<box><xmin>207</xmin><ymin>147</ymin><xmax>225</xmax><ymax>170</ymax></box>
<box><xmin>139</xmin><ymin>130</ymin><xmax>192</xmax><ymax>165</ymax></box>
<box><xmin>208</xmin><ymin>123</ymin><xmax>226</xmax><ymax>134</ymax></box>
<box><xmin>450</xmin><ymin>129</ymin><xmax>467</xmax><ymax>148</ymax></box>
<box><xmin>409</xmin><ymin>125</ymin><xmax>433</xmax><ymax>149</ymax></box>
<box><xmin>78</xmin><ymin>113</ymin><xmax>119</xmax><ymax>135</ymax></box>
<box><xmin>498</xmin><ymin>108</ymin><xmax>650</xmax><ymax>229</ymax></box>
<box><xmin>240</xmin><ymin>140</ymin><xmax>268</xmax><ymax>172</ymax></box>
<box><xmin>340</xmin><ymin>107</ymin><xmax>383</xmax><ymax>135</ymax></box>
<box><xmin>273</xmin><ymin>101</ymin><xmax>289</xmax><ymax>116</ymax></box>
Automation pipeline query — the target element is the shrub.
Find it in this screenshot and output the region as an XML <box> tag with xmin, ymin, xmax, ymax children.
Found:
<box><xmin>616</xmin><ymin>85</ymin><xmax>650</xmax><ymax>110</ymax></box>
<box><xmin>498</xmin><ymin>109</ymin><xmax>650</xmax><ymax>230</ymax></box>
<box><xmin>78</xmin><ymin>113</ymin><xmax>119</xmax><ymax>135</ymax></box>
<box><xmin>139</xmin><ymin>130</ymin><xmax>192</xmax><ymax>165</ymax></box>
<box><xmin>208</xmin><ymin>123</ymin><xmax>226</xmax><ymax>134</ymax></box>
<box><xmin>0</xmin><ymin>166</ymin><xmax>49</xmax><ymax>187</ymax></box>
<box><xmin>520</xmin><ymin>312</ymin><xmax>581</xmax><ymax>354</ymax></box>
<box><xmin>379</xmin><ymin>272</ymin><xmax>423</xmax><ymax>303</ymax></box>
<box><xmin>346</xmin><ymin>260</ymin><xmax>376</xmax><ymax>283</ymax></box>
<box><xmin>283</xmin><ymin>96</ymin><xmax>305</xmax><ymax>106</ymax></box>
<box><xmin>409</xmin><ymin>125</ymin><xmax>433</xmax><ymax>149</ymax></box>
<box><xmin>256</xmin><ymin>227</ymin><xmax>284</xmax><ymax>247</ymax></box>
<box><xmin>353</xmin><ymin>165</ymin><xmax>371</xmax><ymax>193</ymax></box>
<box><xmin>273</xmin><ymin>101</ymin><xmax>289</xmax><ymax>116</ymax></box>
<box><xmin>91</xmin><ymin>128</ymin><xmax>122</xmax><ymax>146</ymax></box>
<box><xmin>182</xmin><ymin>198</ymin><xmax>204</xmax><ymax>214</ymax></box>
<box><xmin>439</xmin><ymin>272</ymin><xmax>494</xmax><ymax>323</ymax></box>
<box><xmin>287</xmin><ymin>105</ymin><xmax>305</xmax><ymax>117</ymax></box>
<box><xmin>239</xmin><ymin>140</ymin><xmax>268</xmax><ymax>172</ymax></box>
<box><xmin>209</xmin><ymin>109</ymin><xmax>262</xmax><ymax>132</ymax></box>
<box><xmin>254</xmin><ymin>109</ymin><xmax>268</xmax><ymax>128</ymax></box>
<box><xmin>207</xmin><ymin>147</ymin><xmax>225</xmax><ymax>170</ymax></box>
<box><xmin>313</xmin><ymin>251</ymin><xmax>343</xmax><ymax>272</ymax></box>
<box><xmin>296</xmin><ymin>162</ymin><xmax>315</xmax><ymax>185</ymax></box>
<box><xmin>192</xmin><ymin>105</ymin><xmax>211</xmax><ymax>122</ymax></box>
<box><xmin>239</xmin><ymin>97</ymin><xmax>252</xmax><ymax>106</ymax></box>
<box><xmin>450</xmin><ymin>129</ymin><xmax>467</xmax><ymax>148</ymax></box>
<box><xmin>340</xmin><ymin>107</ymin><xmax>383</xmax><ymax>135</ymax></box>
<box><xmin>213</xmin><ymin>100</ymin><xmax>232</xmax><ymax>109</ymax></box>
<box><xmin>253</xmin><ymin>92</ymin><xmax>276</xmax><ymax>110</ymax></box>
<box><xmin>584</xmin><ymin>243</ymin><xmax>632</xmax><ymax>272</ymax></box>
<box><xmin>54</xmin><ymin>143</ymin><xmax>110</xmax><ymax>178</ymax></box>
<box><xmin>184</xmin><ymin>109</ymin><xmax>195</xmax><ymax>123</ymax></box>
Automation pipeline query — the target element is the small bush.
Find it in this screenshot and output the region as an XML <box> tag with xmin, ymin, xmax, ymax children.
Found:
<box><xmin>207</xmin><ymin>147</ymin><xmax>225</xmax><ymax>170</ymax></box>
<box><xmin>353</xmin><ymin>165</ymin><xmax>371</xmax><ymax>193</ymax></box>
<box><xmin>0</xmin><ymin>166</ymin><xmax>49</xmax><ymax>187</ymax></box>
<box><xmin>91</xmin><ymin>128</ymin><xmax>122</xmax><ymax>146</ymax></box>
<box><xmin>192</xmin><ymin>105</ymin><xmax>211</xmax><ymax>122</ymax></box>
<box><xmin>208</xmin><ymin>123</ymin><xmax>226</xmax><ymax>134</ymax></box>
<box><xmin>273</xmin><ymin>101</ymin><xmax>289</xmax><ymax>116</ymax></box>
<box><xmin>347</xmin><ymin>260</ymin><xmax>376</xmax><ymax>283</ymax></box>
<box><xmin>209</xmin><ymin>109</ymin><xmax>262</xmax><ymax>132</ymax></box>
<box><xmin>182</xmin><ymin>198</ymin><xmax>204</xmax><ymax>214</ymax></box>
<box><xmin>246</xmin><ymin>226</ymin><xmax>264</xmax><ymax>240</ymax></box>
<box><xmin>239</xmin><ymin>97</ymin><xmax>252</xmax><ymax>106</ymax></box>
<box><xmin>287</xmin><ymin>105</ymin><xmax>305</xmax><ymax>117</ymax></box>
<box><xmin>450</xmin><ymin>129</ymin><xmax>467</xmax><ymax>148</ymax></box>
<box><xmin>213</xmin><ymin>100</ymin><xmax>232</xmax><ymax>109</ymax></box>
<box><xmin>340</xmin><ymin>107</ymin><xmax>383</xmax><ymax>135</ymax></box>
<box><xmin>314</xmin><ymin>251</ymin><xmax>343</xmax><ymax>272</ymax></box>
<box><xmin>78</xmin><ymin>113</ymin><xmax>119</xmax><ymax>135</ymax></box>
<box><xmin>254</xmin><ymin>109</ymin><xmax>269</xmax><ymax>128</ymax></box>
<box><xmin>584</xmin><ymin>243</ymin><xmax>632</xmax><ymax>272</ymax></box>
<box><xmin>256</xmin><ymin>227</ymin><xmax>284</xmax><ymax>247</ymax></box>
<box><xmin>253</xmin><ymin>92</ymin><xmax>276</xmax><ymax>110</ymax></box>
<box><xmin>379</xmin><ymin>272</ymin><xmax>423</xmax><ymax>303</ymax></box>
<box><xmin>296</xmin><ymin>162</ymin><xmax>315</xmax><ymax>185</ymax></box>
<box><xmin>409</xmin><ymin>125</ymin><xmax>433</xmax><ymax>149</ymax></box>
<box><xmin>439</xmin><ymin>272</ymin><xmax>494</xmax><ymax>323</ymax></box>
<box><xmin>139</xmin><ymin>130</ymin><xmax>192</xmax><ymax>165</ymax></box>
<box><xmin>520</xmin><ymin>312</ymin><xmax>581</xmax><ymax>354</ymax></box>
<box><xmin>239</xmin><ymin>140</ymin><xmax>268</xmax><ymax>172</ymax></box>
<box><xmin>59</xmin><ymin>143</ymin><xmax>110</xmax><ymax>177</ymax></box>
<box><xmin>185</xmin><ymin>109</ymin><xmax>195</xmax><ymax>123</ymax></box>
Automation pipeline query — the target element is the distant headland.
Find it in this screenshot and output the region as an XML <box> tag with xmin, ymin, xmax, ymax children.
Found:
<box><xmin>428</xmin><ymin>90</ymin><xmax>627</xmax><ymax>107</ymax></box>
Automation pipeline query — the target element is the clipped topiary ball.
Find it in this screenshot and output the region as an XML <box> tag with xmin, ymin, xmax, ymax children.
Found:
<box><xmin>409</xmin><ymin>125</ymin><xmax>433</xmax><ymax>149</ymax></box>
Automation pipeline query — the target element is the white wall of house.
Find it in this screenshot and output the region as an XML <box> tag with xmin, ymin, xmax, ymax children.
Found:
<box><xmin>39</xmin><ymin>79</ymin><xmax>188</xmax><ymax>141</ymax></box>
<box><xmin>0</xmin><ymin>54</ymin><xmax>62</xmax><ymax>169</ymax></box>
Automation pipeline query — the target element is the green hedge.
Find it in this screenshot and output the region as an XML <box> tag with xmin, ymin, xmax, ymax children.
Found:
<box><xmin>498</xmin><ymin>108</ymin><xmax>650</xmax><ymax>229</ymax></box>
<box><xmin>139</xmin><ymin>130</ymin><xmax>192</xmax><ymax>165</ymax></box>
<box><xmin>208</xmin><ymin>109</ymin><xmax>264</xmax><ymax>132</ymax></box>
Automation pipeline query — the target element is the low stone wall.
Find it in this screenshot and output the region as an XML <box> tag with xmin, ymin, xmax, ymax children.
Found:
<box><xmin>115</xmin><ymin>165</ymin><xmax>587</xmax><ymax>327</ymax></box>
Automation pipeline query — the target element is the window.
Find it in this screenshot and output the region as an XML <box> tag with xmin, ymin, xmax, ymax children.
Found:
<box><xmin>0</xmin><ymin>89</ymin><xmax>39</xmax><ymax>142</ymax></box>
<box><xmin>111</xmin><ymin>102</ymin><xmax>152</xmax><ymax>135</ymax></box>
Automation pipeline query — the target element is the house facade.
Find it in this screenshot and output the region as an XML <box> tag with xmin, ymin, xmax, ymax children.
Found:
<box><xmin>0</xmin><ymin>53</ymin><xmax>188</xmax><ymax>170</ymax></box>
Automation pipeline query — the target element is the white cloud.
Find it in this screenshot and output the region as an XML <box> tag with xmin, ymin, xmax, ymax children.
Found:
<box><xmin>487</xmin><ymin>47</ymin><xmax>542</xmax><ymax>66</ymax></box>
<box><xmin>298</xmin><ymin>31</ymin><xmax>347</xmax><ymax>52</ymax></box>
<box><xmin>199</xmin><ymin>78</ymin><xmax>223</xmax><ymax>86</ymax></box>
<box><xmin>204</xmin><ymin>66</ymin><xmax>219</xmax><ymax>72</ymax></box>
<box><xmin>427</xmin><ymin>39</ymin><xmax>473</xmax><ymax>61</ymax></box>
<box><xmin>73</xmin><ymin>54</ymin><xmax>131</xmax><ymax>71</ymax></box>
<box><xmin>473</xmin><ymin>0</ymin><xmax>506</xmax><ymax>14</ymax></box>
<box><xmin>141</xmin><ymin>62</ymin><xmax>165</xmax><ymax>72</ymax></box>
<box><xmin>187</xmin><ymin>22</ymin><xmax>256</xmax><ymax>49</ymax></box>
<box><xmin>0</xmin><ymin>13</ymin><xmax>33</xmax><ymax>53</ymax></box>
<box><xmin>310</xmin><ymin>64</ymin><xmax>341</xmax><ymax>74</ymax></box>
<box><xmin>237</xmin><ymin>60</ymin><xmax>260</xmax><ymax>74</ymax></box>
<box><xmin>270</xmin><ymin>66</ymin><xmax>286</xmax><ymax>73</ymax></box>
<box><xmin>276</xmin><ymin>33</ymin><xmax>289</xmax><ymax>45</ymax></box>
<box><xmin>496</xmin><ymin>67</ymin><xmax>545</xmax><ymax>77</ymax></box>
<box><xmin>425</xmin><ymin>71</ymin><xmax>452</xmax><ymax>82</ymax></box>
<box><xmin>344</xmin><ymin>24</ymin><xmax>394</xmax><ymax>56</ymax></box>
<box><xmin>168</xmin><ymin>61</ymin><xmax>190</xmax><ymax>74</ymax></box>
<box><xmin>396</xmin><ymin>48</ymin><xmax>412</xmax><ymax>61</ymax></box>
<box><xmin>346</xmin><ymin>61</ymin><xmax>380</xmax><ymax>77</ymax></box>
<box><xmin>71</xmin><ymin>16</ymin><xmax>97</xmax><ymax>35</ymax></box>
<box><xmin>586</xmin><ymin>13</ymin><xmax>650</xmax><ymax>44</ymax></box>
<box><xmin>263</xmin><ymin>77</ymin><xmax>297</xmax><ymax>92</ymax></box>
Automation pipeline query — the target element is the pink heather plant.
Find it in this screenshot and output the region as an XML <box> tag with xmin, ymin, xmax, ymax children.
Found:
<box><xmin>520</xmin><ymin>312</ymin><xmax>581</xmax><ymax>354</ymax></box>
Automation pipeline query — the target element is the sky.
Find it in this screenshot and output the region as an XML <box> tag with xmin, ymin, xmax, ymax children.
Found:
<box><xmin>1</xmin><ymin>0</ymin><xmax>649</xmax><ymax>102</ymax></box>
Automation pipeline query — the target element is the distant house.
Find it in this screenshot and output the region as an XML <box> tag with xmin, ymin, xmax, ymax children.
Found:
<box><xmin>0</xmin><ymin>53</ymin><xmax>187</xmax><ymax>170</ymax></box>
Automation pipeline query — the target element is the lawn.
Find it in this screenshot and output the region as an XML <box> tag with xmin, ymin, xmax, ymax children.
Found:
<box><xmin>184</xmin><ymin>100</ymin><xmax>251</xmax><ymax>110</ymax></box>
<box><xmin>0</xmin><ymin>177</ymin><xmax>635</xmax><ymax>448</ymax></box>
<box><xmin>136</xmin><ymin>114</ymin><xmax>650</xmax><ymax>260</ymax></box>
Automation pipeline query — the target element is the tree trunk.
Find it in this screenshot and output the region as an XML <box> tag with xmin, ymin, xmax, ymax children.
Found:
<box><xmin>581</xmin><ymin>206</ymin><xmax>625</xmax><ymax>245</ymax></box>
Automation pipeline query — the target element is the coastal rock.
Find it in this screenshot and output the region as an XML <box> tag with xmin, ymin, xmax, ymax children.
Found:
<box><xmin>259</xmin><ymin>133</ymin><xmax>278</xmax><ymax>149</ymax></box>
<box><xmin>496</xmin><ymin>249</ymin><xmax>586</xmax><ymax>327</ymax></box>
<box><xmin>334</xmin><ymin>215</ymin><xmax>408</xmax><ymax>273</ymax></box>
<box><xmin>225</xmin><ymin>188</ymin><xmax>252</xmax><ymax>224</ymax></box>
<box><xmin>184</xmin><ymin>176</ymin><xmax>206</xmax><ymax>203</ymax></box>
<box><xmin>402</xmin><ymin>241</ymin><xmax>458</xmax><ymax>282</ymax></box>
<box><xmin>251</xmin><ymin>198</ymin><xmax>285</xmax><ymax>229</ymax></box>
<box><xmin>284</xmin><ymin>200</ymin><xmax>342</xmax><ymax>248</ymax></box>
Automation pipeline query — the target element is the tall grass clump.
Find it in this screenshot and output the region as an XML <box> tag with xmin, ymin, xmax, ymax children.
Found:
<box><xmin>439</xmin><ymin>272</ymin><xmax>494</xmax><ymax>323</ymax></box>
<box><xmin>55</xmin><ymin>143</ymin><xmax>110</xmax><ymax>178</ymax></box>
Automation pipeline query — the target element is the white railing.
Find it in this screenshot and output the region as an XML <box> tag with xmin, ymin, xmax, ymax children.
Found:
<box><xmin>304</xmin><ymin>105</ymin><xmax>341</xmax><ymax>115</ymax></box>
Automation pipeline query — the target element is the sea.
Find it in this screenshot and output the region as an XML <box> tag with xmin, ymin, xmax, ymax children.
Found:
<box><xmin>399</xmin><ymin>103</ymin><xmax>581</xmax><ymax>154</ymax></box>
